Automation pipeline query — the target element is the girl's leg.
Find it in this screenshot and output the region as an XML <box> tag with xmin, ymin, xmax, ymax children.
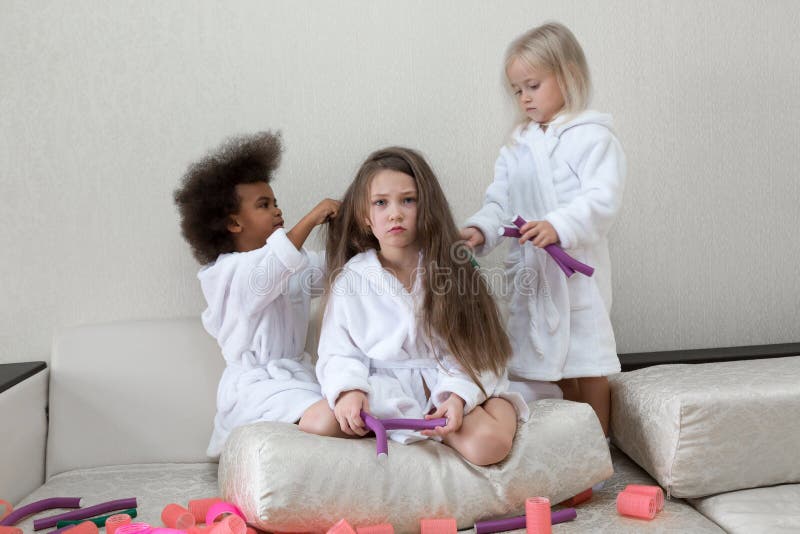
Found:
<box><xmin>577</xmin><ymin>376</ymin><xmax>610</xmax><ymax>436</ymax></box>
<box><xmin>557</xmin><ymin>378</ymin><xmax>581</xmax><ymax>402</ymax></box>
<box><xmin>441</xmin><ymin>397</ymin><xmax>518</xmax><ymax>466</ymax></box>
<box><xmin>298</xmin><ymin>399</ymin><xmax>348</xmax><ymax>437</ymax></box>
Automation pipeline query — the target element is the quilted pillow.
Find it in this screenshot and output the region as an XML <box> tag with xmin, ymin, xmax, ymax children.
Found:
<box><xmin>610</xmin><ymin>356</ymin><xmax>800</xmax><ymax>498</ymax></box>
<box><xmin>219</xmin><ymin>399</ymin><xmax>612</xmax><ymax>532</ymax></box>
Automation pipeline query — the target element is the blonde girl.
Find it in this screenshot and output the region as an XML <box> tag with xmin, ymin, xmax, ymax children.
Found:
<box><xmin>301</xmin><ymin>147</ymin><xmax>529</xmax><ymax>466</ymax></box>
<box><xmin>461</xmin><ymin>22</ymin><xmax>625</xmax><ymax>435</ymax></box>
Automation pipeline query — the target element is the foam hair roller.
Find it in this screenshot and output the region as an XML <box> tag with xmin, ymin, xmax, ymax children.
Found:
<box><xmin>500</xmin><ymin>215</ymin><xmax>594</xmax><ymax>277</ymax></box>
<box><xmin>356</xmin><ymin>523</ymin><xmax>394</xmax><ymax>534</ymax></box>
<box><xmin>326</xmin><ymin>519</ymin><xmax>356</xmax><ymax>534</ymax></box>
<box><xmin>0</xmin><ymin>497</ymin><xmax>81</xmax><ymax>526</ymax></box>
<box><xmin>0</xmin><ymin>527</ymin><xmax>23</xmax><ymax>534</ymax></box>
<box><xmin>419</xmin><ymin>518</ymin><xmax>456</xmax><ymax>534</ymax></box>
<box><xmin>361</xmin><ymin>410</ymin><xmax>448</xmax><ymax>458</ymax></box>
<box><xmin>33</xmin><ymin>498</ymin><xmax>137</xmax><ymax>530</ymax></box>
<box><xmin>188</xmin><ymin>498</ymin><xmax>223</xmax><ymax>523</ymax></box>
<box><xmin>114</xmin><ymin>524</ymin><xmax>153</xmax><ymax>534</ymax></box>
<box><xmin>161</xmin><ymin>503</ymin><xmax>195</xmax><ymax>529</ymax></box>
<box><xmin>105</xmin><ymin>513</ymin><xmax>133</xmax><ymax>534</ymax></box>
<box><xmin>205</xmin><ymin>502</ymin><xmax>245</xmax><ymax>526</ymax></box>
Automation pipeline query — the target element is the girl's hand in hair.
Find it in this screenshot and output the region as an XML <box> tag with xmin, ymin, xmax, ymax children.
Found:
<box><xmin>421</xmin><ymin>393</ymin><xmax>465</xmax><ymax>437</ymax></box>
<box><xmin>518</xmin><ymin>219</ymin><xmax>559</xmax><ymax>248</ymax></box>
<box><xmin>311</xmin><ymin>198</ymin><xmax>341</xmax><ymax>225</ymax></box>
<box><xmin>459</xmin><ymin>227</ymin><xmax>485</xmax><ymax>249</ymax></box>
<box><xmin>334</xmin><ymin>389</ymin><xmax>370</xmax><ymax>436</ymax></box>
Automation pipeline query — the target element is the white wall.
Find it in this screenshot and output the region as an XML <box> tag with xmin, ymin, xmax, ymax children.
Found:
<box><xmin>2</xmin><ymin>0</ymin><xmax>799</xmax><ymax>364</ymax></box>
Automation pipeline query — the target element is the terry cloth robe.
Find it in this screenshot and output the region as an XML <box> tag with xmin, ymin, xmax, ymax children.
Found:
<box><xmin>465</xmin><ymin>111</ymin><xmax>626</xmax><ymax>381</ymax></box>
<box><xmin>316</xmin><ymin>249</ymin><xmax>529</xmax><ymax>444</ymax></box>
<box><xmin>200</xmin><ymin>228</ymin><xmax>324</xmax><ymax>457</ymax></box>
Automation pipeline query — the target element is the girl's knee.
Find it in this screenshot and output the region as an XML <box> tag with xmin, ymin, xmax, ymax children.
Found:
<box><xmin>460</xmin><ymin>425</ymin><xmax>515</xmax><ymax>466</ymax></box>
<box><xmin>298</xmin><ymin>401</ymin><xmax>339</xmax><ymax>436</ymax></box>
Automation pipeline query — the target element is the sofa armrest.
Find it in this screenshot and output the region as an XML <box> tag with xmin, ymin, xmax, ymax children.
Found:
<box><xmin>0</xmin><ymin>362</ymin><xmax>48</xmax><ymax>504</ymax></box>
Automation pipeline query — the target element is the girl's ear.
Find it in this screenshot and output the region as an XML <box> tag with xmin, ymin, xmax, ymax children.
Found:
<box><xmin>227</xmin><ymin>215</ymin><xmax>243</xmax><ymax>234</ymax></box>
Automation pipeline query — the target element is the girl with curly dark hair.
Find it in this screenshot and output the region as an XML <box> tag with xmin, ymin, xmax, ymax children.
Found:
<box><xmin>174</xmin><ymin>131</ymin><xmax>340</xmax><ymax>457</ymax></box>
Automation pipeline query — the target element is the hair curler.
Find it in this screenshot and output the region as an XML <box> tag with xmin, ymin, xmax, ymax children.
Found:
<box><xmin>33</xmin><ymin>498</ymin><xmax>137</xmax><ymax>530</ymax></box>
<box><xmin>57</xmin><ymin>508</ymin><xmax>137</xmax><ymax>529</ymax></box>
<box><xmin>0</xmin><ymin>497</ymin><xmax>81</xmax><ymax>527</ymax></box>
<box><xmin>623</xmin><ymin>485</ymin><xmax>664</xmax><ymax>512</ymax></box>
<box><xmin>616</xmin><ymin>491</ymin><xmax>656</xmax><ymax>520</ymax></box>
<box><xmin>361</xmin><ymin>411</ymin><xmax>448</xmax><ymax>458</ymax></box>
<box><xmin>501</xmin><ymin>215</ymin><xmax>594</xmax><ymax>277</ymax></box>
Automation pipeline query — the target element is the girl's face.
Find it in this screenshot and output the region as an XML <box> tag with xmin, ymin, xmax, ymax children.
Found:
<box><xmin>228</xmin><ymin>182</ymin><xmax>284</xmax><ymax>252</ymax></box>
<box><xmin>365</xmin><ymin>169</ymin><xmax>419</xmax><ymax>253</ymax></box>
<box><xmin>507</xmin><ymin>58</ymin><xmax>565</xmax><ymax>125</ymax></box>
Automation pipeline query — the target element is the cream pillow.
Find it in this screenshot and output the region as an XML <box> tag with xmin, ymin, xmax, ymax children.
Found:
<box><xmin>219</xmin><ymin>399</ymin><xmax>611</xmax><ymax>533</ymax></box>
<box><xmin>610</xmin><ymin>356</ymin><xmax>800</xmax><ymax>499</ymax></box>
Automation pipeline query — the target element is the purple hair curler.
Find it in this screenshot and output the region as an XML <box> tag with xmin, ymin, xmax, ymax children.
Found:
<box><xmin>33</xmin><ymin>498</ymin><xmax>137</xmax><ymax>530</ymax></box>
<box><xmin>474</xmin><ymin>508</ymin><xmax>577</xmax><ymax>534</ymax></box>
<box><xmin>506</xmin><ymin>215</ymin><xmax>594</xmax><ymax>277</ymax></box>
<box><xmin>0</xmin><ymin>498</ymin><xmax>81</xmax><ymax>527</ymax></box>
<box><xmin>360</xmin><ymin>411</ymin><xmax>449</xmax><ymax>458</ymax></box>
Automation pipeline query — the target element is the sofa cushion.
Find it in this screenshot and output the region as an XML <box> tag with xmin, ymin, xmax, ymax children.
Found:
<box><xmin>12</xmin><ymin>463</ymin><xmax>218</xmax><ymax>532</ymax></box>
<box><xmin>610</xmin><ymin>356</ymin><xmax>800</xmax><ymax>499</ymax></box>
<box><xmin>219</xmin><ymin>399</ymin><xmax>613</xmax><ymax>533</ymax></box>
<box><xmin>688</xmin><ymin>483</ymin><xmax>800</xmax><ymax>534</ymax></box>
<box><xmin>47</xmin><ymin>318</ymin><xmax>224</xmax><ymax>478</ymax></box>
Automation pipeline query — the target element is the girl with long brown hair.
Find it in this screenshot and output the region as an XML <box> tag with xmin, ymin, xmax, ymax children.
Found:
<box><xmin>299</xmin><ymin>147</ymin><xmax>528</xmax><ymax>466</ymax></box>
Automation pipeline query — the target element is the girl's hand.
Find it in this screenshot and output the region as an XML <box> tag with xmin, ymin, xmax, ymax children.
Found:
<box><xmin>334</xmin><ymin>390</ymin><xmax>370</xmax><ymax>436</ymax></box>
<box><xmin>310</xmin><ymin>198</ymin><xmax>341</xmax><ymax>225</ymax></box>
<box><xmin>421</xmin><ymin>393</ymin><xmax>465</xmax><ymax>437</ymax></box>
<box><xmin>519</xmin><ymin>220</ymin><xmax>559</xmax><ymax>248</ymax></box>
<box><xmin>460</xmin><ymin>227</ymin><xmax>485</xmax><ymax>249</ymax></box>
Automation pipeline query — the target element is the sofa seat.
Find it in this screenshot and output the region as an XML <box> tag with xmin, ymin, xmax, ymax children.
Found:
<box><xmin>689</xmin><ymin>483</ymin><xmax>800</xmax><ymax>534</ymax></box>
<box><xmin>474</xmin><ymin>447</ymin><xmax>725</xmax><ymax>533</ymax></box>
<box><xmin>12</xmin><ymin>463</ymin><xmax>218</xmax><ymax>532</ymax></box>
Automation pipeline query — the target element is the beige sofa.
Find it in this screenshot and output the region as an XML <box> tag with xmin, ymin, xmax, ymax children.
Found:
<box><xmin>1</xmin><ymin>318</ymin><xmax>797</xmax><ymax>533</ymax></box>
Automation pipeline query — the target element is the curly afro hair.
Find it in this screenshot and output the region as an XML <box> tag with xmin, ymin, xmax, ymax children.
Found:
<box><xmin>174</xmin><ymin>131</ymin><xmax>283</xmax><ymax>264</ymax></box>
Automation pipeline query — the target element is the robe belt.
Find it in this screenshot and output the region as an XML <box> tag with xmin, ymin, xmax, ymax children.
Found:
<box><xmin>370</xmin><ymin>358</ymin><xmax>439</xmax><ymax>370</ymax></box>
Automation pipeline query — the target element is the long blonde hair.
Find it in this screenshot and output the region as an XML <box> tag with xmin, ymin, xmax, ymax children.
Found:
<box><xmin>505</xmin><ymin>22</ymin><xmax>591</xmax><ymax>121</ymax></box>
<box><xmin>326</xmin><ymin>147</ymin><xmax>512</xmax><ymax>390</ymax></box>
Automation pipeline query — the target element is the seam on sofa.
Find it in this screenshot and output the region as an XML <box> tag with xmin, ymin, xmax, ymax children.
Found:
<box><xmin>667</xmin><ymin>397</ymin><xmax>685</xmax><ymax>500</ymax></box>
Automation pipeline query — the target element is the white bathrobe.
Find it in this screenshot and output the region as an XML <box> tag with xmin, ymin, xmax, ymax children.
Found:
<box><xmin>316</xmin><ymin>249</ymin><xmax>529</xmax><ymax>444</ymax></box>
<box><xmin>466</xmin><ymin>111</ymin><xmax>626</xmax><ymax>381</ymax></box>
<box><xmin>199</xmin><ymin>228</ymin><xmax>324</xmax><ymax>457</ymax></box>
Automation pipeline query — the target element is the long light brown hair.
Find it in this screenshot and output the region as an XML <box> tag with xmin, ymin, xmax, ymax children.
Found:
<box><xmin>326</xmin><ymin>147</ymin><xmax>511</xmax><ymax>391</ymax></box>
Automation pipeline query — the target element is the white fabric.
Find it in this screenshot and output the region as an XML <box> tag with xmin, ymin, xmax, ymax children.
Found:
<box><xmin>219</xmin><ymin>399</ymin><xmax>612</xmax><ymax>533</ymax></box>
<box><xmin>47</xmin><ymin>318</ymin><xmax>224</xmax><ymax>478</ymax></box>
<box><xmin>316</xmin><ymin>249</ymin><xmax>529</xmax><ymax>444</ymax></box>
<box><xmin>0</xmin><ymin>368</ymin><xmax>47</xmax><ymax>504</ymax></box>
<box><xmin>199</xmin><ymin>228</ymin><xmax>325</xmax><ymax>457</ymax></box>
<box><xmin>610</xmin><ymin>356</ymin><xmax>800</xmax><ymax>498</ymax></box>
<box><xmin>465</xmin><ymin>111</ymin><xmax>625</xmax><ymax>380</ymax></box>
<box><xmin>690</xmin><ymin>484</ymin><xmax>800</xmax><ymax>534</ymax></box>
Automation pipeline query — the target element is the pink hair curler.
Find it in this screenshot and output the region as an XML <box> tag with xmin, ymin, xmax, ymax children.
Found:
<box><xmin>189</xmin><ymin>498</ymin><xmax>223</xmax><ymax>523</ymax></box>
<box><xmin>419</xmin><ymin>518</ymin><xmax>456</xmax><ymax>534</ymax></box>
<box><xmin>0</xmin><ymin>501</ymin><xmax>12</xmax><ymax>523</ymax></box>
<box><xmin>33</xmin><ymin>497</ymin><xmax>137</xmax><ymax>530</ymax></box>
<box><xmin>360</xmin><ymin>411</ymin><xmax>448</xmax><ymax>458</ymax></box>
<box><xmin>326</xmin><ymin>519</ymin><xmax>356</xmax><ymax>534</ymax></box>
<box><xmin>66</xmin><ymin>522</ymin><xmax>99</xmax><ymax>534</ymax></box>
<box><xmin>0</xmin><ymin>527</ymin><xmax>23</xmax><ymax>534</ymax></box>
<box><xmin>113</xmin><ymin>524</ymin><xmax>152</xmax><ymax>534</ymax></box>
<box><xmin>208</xmin><ymin>515</ymin><xmax>246</xmax><ymax>534</ymax></box>
<box><xmin>105</xmin><ymin>514</ymin><xmax>133</xmax><ymax>534</ymax></box>
<box><xmin>525</xmin><ymin>497</ymin><xmax>551</xmax><ymax>534</ymax></box>
<box><xmin>616</xmin><ymin>491</ymin><xmax>656</xmax><ymax>520</ymax></box>
<box><xmin>187</xmin><ymin>527</ymin><xmax>213</xmax><ymax>534</ymax></box>
<box><xmin>0</xmin><ymin>497</ymin><xmax>81</xmax><ymax>527</ymax></box>
<box><xmin>624</xmin><ymin>485</ymin><xmax>664</xmax><ymax>512</ymax></box>
<box><xmin>356</xmin><ymin>523</ymin><xmax>394</xmax><ymax>534</ymax></box>
<box><xmin>161</xmin><ymin>503</ymin><xmax>195</xmax><ymax>529</ymax></box>
<box><xmin>150</xmin><ymin>529</ymin><xmax>188</xmax><ymax>534</ymax></box>
<box><xmin>205</xmin><ymin>502</ymin><xmax>246</xmax><ymax>527</ymax></box>
<box><xmin>558</xmin><ymin>488</ymin><xmax>592</xmax><ymax>507</ymax></box>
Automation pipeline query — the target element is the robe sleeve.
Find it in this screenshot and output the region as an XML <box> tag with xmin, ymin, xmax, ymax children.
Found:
<box><xmin>430</xmin><ymin>354</ymin><xmax>511</xmax><ymax>416</ymax></box>
<box><xmin>464</xmin><ymin>147</ymin><xmax>512</xmax><ymax>256</ymax></box>
<box><xmin>316</xmin><ymin>274</ymin><xmax>372</xmax><ymax>409</ymax></box>
<box><xmin>544</xmin><ymin>126</ymin><xmax>626</xmax><ymax>250</ymax></box>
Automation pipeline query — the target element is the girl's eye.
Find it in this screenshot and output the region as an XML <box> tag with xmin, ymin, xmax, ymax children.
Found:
<box><xmin>529</xmin><ymin>84</ymin><xmax>539</xmax><ymax>90</ymax></box>
<box><xmin>403</xmin><ymin>197</ymin><xmax>416</xmax><ymax>204</ymax></box>
<box><xmin>514</xmin><ymin>89</ymin><xmax>522</xmax><ymax>96</ymax></box>
<box><xmin>374</xmin><ymin>200</ymin><xmax>385</xmax><ymax>206</ymax></box>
